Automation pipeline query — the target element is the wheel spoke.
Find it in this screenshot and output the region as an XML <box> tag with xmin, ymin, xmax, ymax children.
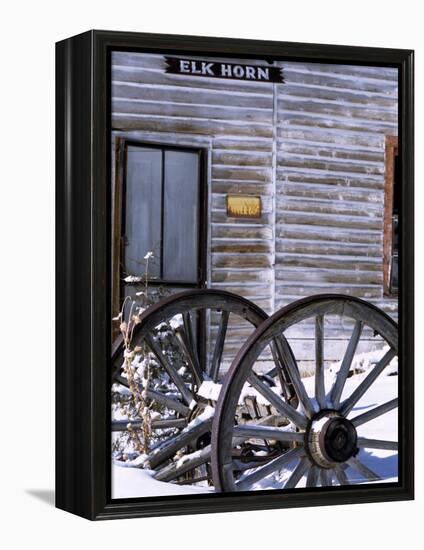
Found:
<box><xmin>284</xmin><ymin>456</ymin><xmax>310</xmax><ymax>489</ymax></box>
<box><xmin>232</xmin><ymin>424</ymin><xmax>304</xmax><ymax>443</ymax></box>
<box><xmin>154</xmin><ymin>445</ymin><xmax>211</xmax><ymax>482</ymax></box>
<box><xmin>111</xmin><ymin>417</ymin><xmax>187</xmax><ymax>431</ymax></box>
<box><xmin>347</xmin><ymin>456</ymin><xmax>381</xmax><ymax>482</ymax></box>
<box><xmin>175</xmin><ymin>327</ymin><xmax>203</xmax><ymax>387</ymax></box>
<box><xmin>351</xmin><ymin>398</ymin><xmax>398</xmax><ymax>427</ymax></box>
<box><xmin>306</xmin><ymin>464</ymin><xmax>319</xmax><ymax>487</ymax></box>
<box><xmin>151</xmin><ymin>417</ymin><xmax>188</xmax><ymax>430</ymax></box>
<box><xmin>315</xmin><ymin>315</ymin><xmax>326</xmax><ymax>410</ymax></box>
<box><xmin>334</xmin><ymin>464</ymin><xmax>350</xmax><ymax>485</ymax></box>
<box><xmin>236</xmin><ymin>446</ymin><xmax>304</xmax><ymax>491</ymax></box>
<box><xmin>269</xmin><ymin>342</ymin><xmax>296</xmax><ymax>404</ymax></box>
<box><xmin>319</xmin><ymin>468</ymin><xmax>333</xmax><ymax>487</ymax></box>
<box><xmin>144</xmin><ymin>334</ymin><xmax>194</xmax><ymax>405</ymax></box>
<box><xmin>147</xmin><ymin>416</ymin><xmax>213</xmax><ymax>469</ymax></box>
<box><xmin>182</xmin><ymin>311</ymin><xmax>197</xmax><ymax>358</ymax></box>
<box><xmin>209</xmin><ymin>310</ymin><xmax>229</xmax><ymax>382</ymax></box>
<box><xmin>272</xmin><ymin>336</ymin><xmax>315</xmax><ymax>418</ymax></box>
<box><xmin>357</xmin><ymin>437</ymin><xmax>398</xmax><ymax>451</ymax></box>
<box><xmin>340</xmin><ymin>347</ymin><xmax>396</xmax><ymax>416</ymax></box>
<box><xmin>330</xmin><ymin>320</ymin><xmax>363</xmax><ymax>408</ymax></box>
<box><xmin>144</xmin><ymin>388</ymin><xmax>189</xmax><ymax>416</ymax></box>
<box><xmin>247</xmin><ymin>373</ymin><xmax>308</xmax><ymax>429</ymax></box>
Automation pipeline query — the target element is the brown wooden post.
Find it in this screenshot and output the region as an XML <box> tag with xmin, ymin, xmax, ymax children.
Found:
<box><xmin>383</xmin><ymin>135</ymin><xmax>398</xmax><ymax>295</ymax></box>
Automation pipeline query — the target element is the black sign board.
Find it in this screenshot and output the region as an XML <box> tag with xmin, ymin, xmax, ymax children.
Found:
<box><xmin>164</xmin><ymin>56</ymin><xmax>284</xmax><ymax>83</ymax></box>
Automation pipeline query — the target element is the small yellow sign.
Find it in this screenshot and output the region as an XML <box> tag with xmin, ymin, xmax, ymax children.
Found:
<box><xmin>226</xmin><ymin>195</ymin><xmax>261</xmax><ymax>219</ymax></box>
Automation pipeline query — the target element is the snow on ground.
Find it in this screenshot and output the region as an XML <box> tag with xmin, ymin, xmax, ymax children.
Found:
<box><xmin>112</xmin><ymin>464</ymin><xmax>212</xmax><ymax>498</ymax></box>
<box><xmin>113</xmin><ymin>346</ymin><xmax>398</xmax><ymax>496</ymax></box>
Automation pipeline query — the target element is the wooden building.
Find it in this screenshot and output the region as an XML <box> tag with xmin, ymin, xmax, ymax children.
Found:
<box><xmin>111</xmin><ymin>52</ymin><xmax>398</xmax><ymax>366</ymax></box>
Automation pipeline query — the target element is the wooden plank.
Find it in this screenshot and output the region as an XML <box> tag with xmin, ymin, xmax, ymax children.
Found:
<box><xmin>212</xmin><ymin>270</ymin><xmax>273</xmax><ymax>285</ymax></box>
<box><xmin>212</xmin><ymin>211</ymin><xmax>273</xmax><ymax>225</ymax></box>
<box><xmin>112</xmin><ymin>79</ymin><xmax>273</xmax><ymax>108</ymax></box>
<box><xmin>280</xmin><ymin>128</ymin><xmax>384</xmax><ymax>149</ymax></box>
<box><xmin>212</xmin><ymin>181</ymin><xmax>272</xmax><ymax>194</ymax></box>
<box><xmin>113</xmin><ymin>97</ymin><xmax>273</xmax><ymax>123</ymax></box>
<box><xmin>277</xmin><ymin>197</ymin><xmax>383</xmax><ymax>218</ymax></box>
<box><xmin>275</xmin><ymin>267</ymin><xmax>382</xmax><ymax>285</ymax></box>
<box><xmin>112</xmin><ymin>59</ymin><xmax>276</xmax><ymax>94</ymax></box>
<box><xmin>213</xmin><ymin>136</ymin><xmax>273</xmax><ymax>151</ymax></box>
<box><xmin>212</xmin><ymin>225</ymin><xmax>273</xmax><ymax>240</ymax></box>
<box><xmin>212</xmin><ymin>242</ymin><xmax>273</xmax><ymax>254</ymax></box>
<box><xmin>112</xmin><ymin>115</ymin><xmax>273</xmax><ymax>137</ymax></box>
<box><xmin>276</xmin><ymin>224</ymin><xmax>382</xmax><ymax>244</ymax></box>
<box><xmin>212</xmin><ymin>151</ymin><xmax>273</xmax><ymax>167</ymax></box>
<box><xmin>276</xmin><ymin>211</ymin><xmax>383</xmax><ymax>231</ymax></box>
<box><xmin>275</xmin><ymin>254</ymin><xmax>382</xmax><ymax>272</ymax></box>
<box><xmin>279</xmin><ymin>172</ymin><xmax>385</xmax><ymax>190</ymax></box>
<box><xmin>212</xmin><ymin>254</ymin><xmax>273</xmax><ymax>269</ymax></box>
<box><xmin>276</xmin><ymin>239</ymin><xmax>381</xmax><ymax>257</ymax></box>
<box><xmin>282</xmin><ymin>62</ymin><xmax>398</xmax><ymax>81</ymax></box>
<box><xmin>281</xmin><ymin>182</ymin><xmax>385</xmax><ymax>203</ymax></box>
<box><xmin>277</xmin><ymin>99</ymin><xmax>397</xmax><ymax>124</ymax></box>
<box><xmin>277</xmin><ymin>115</ymin><xmax>395</xmax><ymax>135</ymax></box>
<box><xmin>277</xmin><ymin>156</ymin><xmax>384</xmax><ymax>177</ymax></box>
<box><xmin>212</xmin><ymin>165</ymin><xmax>272</xmax><ymax>183</ymax></box>
<box><xmin>279</xmin><ymin>143</ymin><xmax>384</xmax><ymax>163</ymax></box>
<box><xmin>281</xmin><ymin>68</ymin><xmax>398</xmax><ymax>95</ymax></box>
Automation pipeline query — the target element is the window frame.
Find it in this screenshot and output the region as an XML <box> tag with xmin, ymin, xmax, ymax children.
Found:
<box><xmin>383</xmin><ymin>135</ymin><xmax>399</xmax><ymax>296</ymax></box>
<box><xmin>112</xmin><ymin>138</ymin><xmax>208</xmax><ymax>317</ymax></box>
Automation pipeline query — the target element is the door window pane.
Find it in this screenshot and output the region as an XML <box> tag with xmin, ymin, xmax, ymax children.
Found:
<box><xmin>163</xmin><ymin>150</ymin><xmax>199</xmax><ymax>282</ymax></box>
<box><xmin>124</xmin><ymin>146</ymin><xmax>162</xmax><ymax>278</ymax></box>
<box><xmin>124</xmin><ymin>145</ymin><xmax>201</xmax><ymax>284</ymax></box>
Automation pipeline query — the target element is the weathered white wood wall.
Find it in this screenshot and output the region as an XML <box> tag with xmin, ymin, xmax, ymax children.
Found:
<box><xmin>111</xmin><ymin>52</ymin><xmax>398</xmax><ymax>364</ymax></box>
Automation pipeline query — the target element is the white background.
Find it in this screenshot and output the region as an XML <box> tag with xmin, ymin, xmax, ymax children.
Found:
<box><xmin>0</xmin><ymin>1</ymin><xmax>421</xmax><ymax>548</ymax></box>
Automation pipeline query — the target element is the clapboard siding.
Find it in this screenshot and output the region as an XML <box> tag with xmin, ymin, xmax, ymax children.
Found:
<box><xmin>112</xmin><ymin>51</ymin><xmax>275</xmax><ymax>362</ymax></box>
<box><xmin>275</xmin><ymin>61</ymin><xmax>397</xmax><ymax>327</ymax></box>
<box><xmin>111</xmin><ymin>52</ymin><xmax>398</xmax><ymax>364</ymax></box>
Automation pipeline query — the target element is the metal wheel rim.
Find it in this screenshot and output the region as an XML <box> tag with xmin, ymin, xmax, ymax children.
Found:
<box><xmin>211</xmin><ymin>294</ymin><xmax>398</xmax><ymax>492</ymax></box>
<box><xmin>111</xmin><ymin>288</ymin><xmax>270</xmax><ymax>486</ymax></box>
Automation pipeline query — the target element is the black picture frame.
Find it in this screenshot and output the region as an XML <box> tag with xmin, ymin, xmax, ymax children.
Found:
<box><xmin>56</xmin><ymin>30</ymin><xmax>414</xmax><ymax>520</ymax></box>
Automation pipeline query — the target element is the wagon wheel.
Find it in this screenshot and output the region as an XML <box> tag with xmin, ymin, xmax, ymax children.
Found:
<box><xmin>211</xmin><ymin>294</ymin><xmax>398</xmax><ymax>492</ymax></box>
<box><xmin>111</xmin><ymin>288</ymin><xmax>284</xmax><ymax>486</ymax></box>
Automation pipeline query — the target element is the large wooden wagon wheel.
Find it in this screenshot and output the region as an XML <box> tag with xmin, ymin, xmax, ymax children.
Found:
<box><xmin>211</xmin><ymin>294</ymin><xmax>398</xmax><ymax>492</ymax></box>
<box><xmin>111</xmin><ymin>289</ymin><xmax>289</xmax><ymax>486</ymax></box>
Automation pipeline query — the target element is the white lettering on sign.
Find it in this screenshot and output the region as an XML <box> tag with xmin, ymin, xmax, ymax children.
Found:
<box><xmin>179</xmin><ymin>60</ymin><xmax>190</xmax><ymax>73</ymax></box>
<box><xmin>257</xmin><ymin>67</ymin><xmax>269</xmax><ymax>80</ymax></box>
<box><xmin>245</xmin><ymin>66</ymin><xmax>256</xmax><ymax>79</ymax></box>
<box><xmin>191</xmin><ymin>61</ymin><xmax>201</xmax><ymax>74</ymax></box>
<box><xmin>218</xmin><ymin>63</ymin><xmax>271</xmax><ymax>80</ymax></box>
<box><xmin>201</xmin><ymin>62</ymin><xmax>214</xmax><ymax>75</ymax></box>
<box><xmin>221</xmin><ymin>64</ymin><xmax>232</xmax><ymax>77</ymax></box>
<box><xmin>165</xmin><ymin>57</ymin><xmax>284</xmax><ymax>84</ymax></box>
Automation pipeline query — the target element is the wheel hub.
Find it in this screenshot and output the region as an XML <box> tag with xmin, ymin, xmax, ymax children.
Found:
<box><xmin>306</xmin><ymin>411</ymin><xmax>358</xmax><ymax>468</ymax></box>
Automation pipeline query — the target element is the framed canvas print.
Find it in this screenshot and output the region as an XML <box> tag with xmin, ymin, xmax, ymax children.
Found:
<box><xmin>56</xmin><ymin>30</ymin><xmax>414</xmax><ymax>520</ymax></box>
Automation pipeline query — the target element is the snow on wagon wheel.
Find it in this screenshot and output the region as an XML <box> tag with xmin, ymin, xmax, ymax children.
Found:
<box><xmin>111</xmin><ymin>289</ymin><xmax>289</xmax><ymax>487</ymax></box>
<box><xmin>211</xmin><ymin>295</ymin><xmax>398</xmax><ymax>492</ymax></box>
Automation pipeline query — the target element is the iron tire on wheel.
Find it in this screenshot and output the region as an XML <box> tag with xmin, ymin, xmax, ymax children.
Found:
<box><xmin>211</xmin><ymin>294</ymin><xmax>398</xmax><ymax>492</ymax></box>
<box><xmin>111</xmin><ymin>289</ymin><xmax>270</xmax><ymax>486</ymax></box>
